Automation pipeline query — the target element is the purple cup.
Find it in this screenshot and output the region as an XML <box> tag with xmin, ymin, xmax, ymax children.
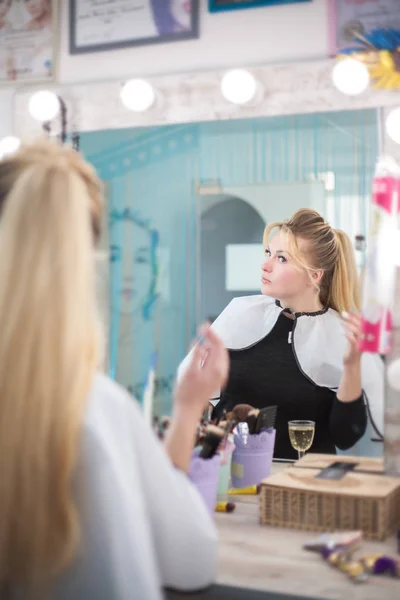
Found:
<box><xmin>231</xmin><ymin>429</ymin><xmax>276</xmax><ymax>488</ymax></box>
<box><xmin>188</xmin><ymin>449</ymin><xmax>220</xmax><ymax>515</ymax></box>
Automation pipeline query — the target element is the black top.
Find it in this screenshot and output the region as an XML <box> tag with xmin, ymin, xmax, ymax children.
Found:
<box><xmin>213</xmin><ymin>312</ymin><xmax>367</xmax><ymax>459</ymax></box>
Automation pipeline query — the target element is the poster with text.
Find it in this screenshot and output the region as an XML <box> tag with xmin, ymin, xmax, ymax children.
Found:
<box><xmin>69</xmin><ymin>0</ymin><xmax>199</xmax><ymax>55</ymax></box>
<box><xmin>0</xmin><ymin>0</ymin><xmax>54</xmax><ymax>84</ymax></box>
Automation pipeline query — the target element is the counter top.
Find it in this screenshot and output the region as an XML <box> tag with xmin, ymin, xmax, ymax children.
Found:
<box><xmin>215</xmin><ymin>463</ymin><xmax>399</xmax><ymax>600</ymax></box>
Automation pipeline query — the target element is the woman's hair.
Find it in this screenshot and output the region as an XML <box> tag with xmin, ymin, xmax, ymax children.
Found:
<box><xmin>0</xmin><ymin>140</ymin><xmax>103</xmax><ymax>590</ymax></box>
<box><xmin>264</xmin><ymin>208</ymin><xmax>360</xmax><ymax>314</ymax></box>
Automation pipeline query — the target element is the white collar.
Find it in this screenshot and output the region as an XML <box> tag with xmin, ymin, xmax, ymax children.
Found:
<box><xmin>210</xmin><ymin>295</ymin><xmax>384</xmax><ymax>439</ymax></box>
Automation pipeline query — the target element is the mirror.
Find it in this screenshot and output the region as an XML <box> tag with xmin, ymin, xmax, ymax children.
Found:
<box><xmin>81</xmin><ymin>106</ymin><xmax>381</xmax><ymax>457</ymax></box>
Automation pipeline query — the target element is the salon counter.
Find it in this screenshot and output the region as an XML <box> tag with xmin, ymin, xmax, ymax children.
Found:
<box><xmin>213</xmin><ymin>462</ymin><xmax>398</xmax><ymax>600</ymax></box>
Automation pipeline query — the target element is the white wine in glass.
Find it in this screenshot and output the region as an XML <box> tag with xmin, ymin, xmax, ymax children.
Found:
<box><xmin>288</xmin><ymin>420</ymin><xmax>315</xmax><ymax>459</ymax></box>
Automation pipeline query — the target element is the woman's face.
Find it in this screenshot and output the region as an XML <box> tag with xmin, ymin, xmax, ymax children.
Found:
<box><xmin>111</xmin><ymin>220</ymin><xmax>153</xmax><ymax>316</ymax></box>
<box><xmin>0</xmin><ymin>0</ymin><xmax>11</xmax><ymax>20</ymax></box>
<box><xmin>24</xmin><ymin>0</ymin><xmax>48</xmax><ymax>18</ymax></box>
<box><xmin>170</xmin><ymin>0</ymin><xmax>191</xmax><ymax>30</ymax></box>
<box><xmin>261</xmin><ymin>231</ymin><xmax>311</xmax><ymax>303</ymax></box>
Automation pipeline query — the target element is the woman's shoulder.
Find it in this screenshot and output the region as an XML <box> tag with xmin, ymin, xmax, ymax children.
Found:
<box><xmin>83</xmin><ymin>372</ymin><xmax>142</xmax><ymax>441</ymax></box>
<box><xmin>89</xmin><ymin>371</ymin><xmax>137</xmax><ymax>407</ymax></box>
<box><xmin>221</xmin><ymin>294</ymin><xmax>275</xmax><ymax>316</ymax></box>
<box><xmin>215</xmin><ymin>295</ymin><xmax>277</xmax><ymax>329</ymax></box>
<box><xmin>324</xmin><ymin>307</ymin><xmax>343</xmax><ymax>329</ymax></box>
<box><xmin>297</xmin><ymin>307</ymin><xmax>345</xmax><ymax>350</ymax></box>
<box><xmin>212</xmin><ymin>295</ymin><xmax>279</xmax><ymax>349</ymax></box>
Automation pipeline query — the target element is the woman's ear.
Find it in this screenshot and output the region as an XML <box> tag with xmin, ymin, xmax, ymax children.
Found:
<box><xmin>311</xmin><ymin>270</ymin><xmax>324</xmax><ymax>284</ymax></box>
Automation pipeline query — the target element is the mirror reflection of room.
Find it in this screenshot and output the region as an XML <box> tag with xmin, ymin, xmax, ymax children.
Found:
<box><xmin>80</xmin><ymin>109</ymin><xmax>382</xmax><ymax>459</ymax></box>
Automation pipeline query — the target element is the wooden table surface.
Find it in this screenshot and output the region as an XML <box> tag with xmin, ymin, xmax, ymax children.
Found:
<box><xmin>215</xmin><ymin>463</ymin><xmax>399</xmax><ymax>600</ymax></box>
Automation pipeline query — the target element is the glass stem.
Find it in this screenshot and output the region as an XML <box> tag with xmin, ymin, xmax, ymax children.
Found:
<box><xmin>298</xmin><ymin>450</ymin><xmax>305</xmax><ymax>460</ymax></box>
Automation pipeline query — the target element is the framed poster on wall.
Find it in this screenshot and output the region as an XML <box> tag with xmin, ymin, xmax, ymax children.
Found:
<box><xmin>0</xmin><ymin>0</ymin><xmax>56</xmax><ymax>84</ymax></box>
<box><xmin>328</xmin><ymin>0</ymin><xmax>400</xmax><ymax>55</ymax></box>
<box><xmin>209</xmin><ymin>0</ymin><xmax>311</xmax><ymax>12</ymax></box>
<box><xmin>69</xmin><ymin>0</ymin><xmax>200</xmax><ymax>55</ymax></box>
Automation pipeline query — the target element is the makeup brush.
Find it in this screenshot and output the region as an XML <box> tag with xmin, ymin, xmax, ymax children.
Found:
<box><xmin>195</xmin><ymin>419</ymin><xmax>207</xmax><ymax>447</ymax></box>
<box><xmin>218</xmin><ymin>416</ymin><xmax>237</xmax><ymax>452</ymax></box>
<box><xmin>255</xmin><ymin>405</ymin><xmax>278</xmax><ymax>434</ymax></box>
<box><xmin>199</xmin><ymin>425</ymin><xmax>224</xmax><ymax>459</ymax></box>
<box><xmin>161</xmin><ymin>416</ymin><xmax>171</xmax><ymax>431</ymax></box>
<box><xmin>215</xmin><ymin>502</ymin><xmax>236</xmax><ymax>513</ymax></box>
<box><xmin>232</xmin><ymin>404</ymin><xmax>254</xmax><ymax>423</ymax></box>
<box><xmin>246</xmin><ymin>409</ymin><xmax>260</xmax><ymax>435</ymax></box>
<box><xmin>216</xmin><ymin>409</ymin><xmax>227</xmax><ymax>426</ymax></box>
<box><xmin>202</xmin><ymin>404</ymin><xmax>212</xmax><ymax>423</ymax></box>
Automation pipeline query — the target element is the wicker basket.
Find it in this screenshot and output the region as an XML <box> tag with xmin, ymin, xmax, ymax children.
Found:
<box><xmin>260</xmin><ymin>467</ymin><xmax>400</xmax><ymax>541</ymax></box>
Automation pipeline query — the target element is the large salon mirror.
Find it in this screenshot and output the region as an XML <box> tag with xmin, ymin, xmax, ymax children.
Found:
<box><xmin>81</xmin><ymin>106</ymin><xmax>381</xmax><ymax>456</ymax></box>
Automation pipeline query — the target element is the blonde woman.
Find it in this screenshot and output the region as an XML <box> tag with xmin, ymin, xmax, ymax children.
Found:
<box><xmin>0</xmin><ymin>141</ymin><xmax>228</xmax><ymax>599</ymax></box>
<box><xmin>179</xmin><ymin>209</ymin><xmax>384</xmax><ymax>459</ymax></box>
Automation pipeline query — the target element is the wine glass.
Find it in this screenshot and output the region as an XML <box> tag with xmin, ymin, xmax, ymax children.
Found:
<box><xmin>288</xmin><ymin>420</ymin><xmax>315</xmax><ymax>460</ymax></box>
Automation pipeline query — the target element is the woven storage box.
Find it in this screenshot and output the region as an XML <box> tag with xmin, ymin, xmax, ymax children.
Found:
<box><xmin>260</xmin><ymin>467</ymin><xmax>400</xmax><ymax>541</ymax></box>
<box><xmin>293</xmin><ymin>453</ymin><xmax>384</xmax><ymax>474</ymax></box>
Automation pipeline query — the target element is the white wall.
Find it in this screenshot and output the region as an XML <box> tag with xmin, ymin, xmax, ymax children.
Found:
<box><xmin>224</xmin><ymin>182</ymin><xmax>326</xmax><ymax>225</ymax></box>
<box><xmin>58</xmin><ymin>0</ymin><xmax>329</xmax><ymax>84</ymax></box>
<box><xmin>1</xmin><ymin>0</ymin><xmax>330</xmax><ymax>140</ymax></box>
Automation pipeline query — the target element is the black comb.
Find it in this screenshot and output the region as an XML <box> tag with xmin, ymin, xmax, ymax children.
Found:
<box><xmin>255</xmin><ymin>405</ymin><xmax>277</xmax><ymax>434</ymax></box>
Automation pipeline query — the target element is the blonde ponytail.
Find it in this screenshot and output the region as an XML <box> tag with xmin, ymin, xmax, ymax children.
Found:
<box><xmin>0</xmin><ymin>141</ymin><xmax>102</xmax><ymax>589</ymax></box>
<box><xmin>328</xmin><ymin>229</ymin><xmax>361</xmax><ymax>314</ymax></box>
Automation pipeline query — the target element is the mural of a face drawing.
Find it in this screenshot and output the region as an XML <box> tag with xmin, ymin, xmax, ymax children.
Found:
<box><xmin>110</xmin><ymin>210</ymin><xmax>159</xmax><ymax>319</ymax></box>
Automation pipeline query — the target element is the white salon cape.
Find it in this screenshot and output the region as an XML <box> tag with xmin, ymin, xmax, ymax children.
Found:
<box><xmin>28</xmin><ymin>373</ymin><xmax>217</xmax><ymax>600</ymax></box>
<box><xmin>179</xmin><ymin>295</ymin><xmax>384</xmax><ymax>442</ymax></box>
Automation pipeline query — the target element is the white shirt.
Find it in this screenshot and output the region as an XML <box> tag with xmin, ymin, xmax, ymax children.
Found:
<box><xmin>15</xmin><ymin>373</ymin><xmax>217</xmax><ymax>599</ymax></box>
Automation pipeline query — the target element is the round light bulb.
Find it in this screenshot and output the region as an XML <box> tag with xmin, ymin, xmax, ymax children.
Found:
<box><xmin>331</xmin><ymin>58</ymin><xmax>370</xmax><ymax>96</ymax></box>
<box><xmin>28</xmin><ymin>90</ymin><xmax>60</xmax><ymax>122</ymax></box>
<box><xmin>221</xmin><ymin>69</ymin><xmax>258</xmax><ymax>105</ymax></box>
<box><xmin>393</xmin><ymin>229</ymin><xmax>400</xmax><ymax>268</ymax></box>
<box><xmin>386</xmin><ymin>107</ymin><xmax>400</xmax><ymax>145</ymax></box>
<box><xmin>120</xmin><ymin>79</ymin><xmax>156</xmax><ymax>112</ymax></box>
<box><xmin>387</xmin><ymin>358</ymin><xmax>400</xmax><ymax>392</ymax></box>
<box><xmin>0</xmin><ymin>136</ymin><xmax>21</xmax><ymax>159</ymax></box>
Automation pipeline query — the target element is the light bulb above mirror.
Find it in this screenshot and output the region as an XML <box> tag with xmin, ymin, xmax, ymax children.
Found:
<box><xmin>220</xmin><ymin>69</ymin><xmax>261</xmax><ymax>105</ymax></box>
<box><xmin>331</xmin><ymin>58</ymin><xmax>370</xmax><ymax>96</ymax></box>
<box><xmin>120</xmin><ymin>79</ymin><xmax>156</xmax><ymax>112</ymax></box>
<box><xmin>28</xmin><ymin>90</ymin><xmax>60</xmax><ymax>122</ymax></box>
<box><xmin>0</xmin><ymin>136</ymin><xmax>21</xmax><ymax>160</ymax></box>
<box><xmin>386</xmin><ymin>107</ymin><xmax>400</xmax><ymax>145</ymax></box>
